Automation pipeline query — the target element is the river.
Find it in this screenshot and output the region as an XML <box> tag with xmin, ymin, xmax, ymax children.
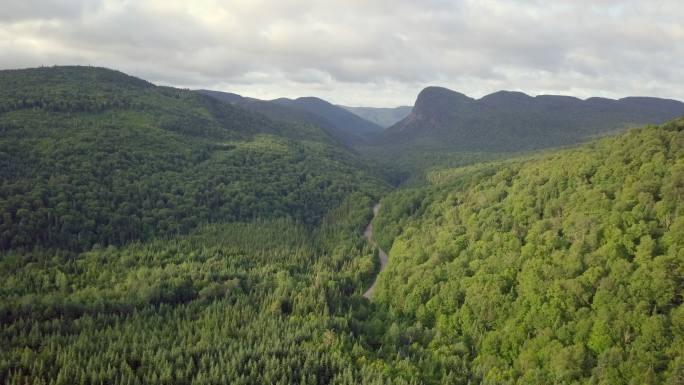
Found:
<box><xmin>363</xmin><ymin>203</ymin><xmax>388</xmax><ymax>299</ymax></box>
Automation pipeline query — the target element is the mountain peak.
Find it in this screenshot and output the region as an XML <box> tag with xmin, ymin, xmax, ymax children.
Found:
<box><xmin>416</xmin><ymin>86</ymin><xmax>472</xmax><ymax>103</ymax></box>
<box><xmin>0</xmin><ymin>65</ymin><xmax>154</xmax><ymax>90</ymax></box>
<box><xmin>382</xmin><ymin>85</ymin><xmax>684</xmax><ymax>151</ymax></box>
<box><xmin>295</xmin><ymin>96</ymin><xmax>328</xmax><ymax>103</ymax></box>
<box><xmin>292</xmin><ymin>96</ymin><xmax>337</xmax><ymax>109</ymax></box>
<box><xmin>479</xmin><ymin>90</ymin><xmax>534</xmax><ymax>108</ymax></box>
<box><xmin>196</xmin><ymin>89</ymin><xmax>244</xmax><ymax>104</ymax></box>
<box><xmin>270</xmin><ymin>95</ymin><xmax>383</xmax><ymax>142</ymax></box>
<box><xmin>413</xmin><ymin>86</ymin><xmax>473</xmax><ymax>116</ymax></box>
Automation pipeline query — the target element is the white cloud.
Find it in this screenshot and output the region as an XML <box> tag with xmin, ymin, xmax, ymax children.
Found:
<box><xmin>0</xmin><ymin>0</ymin><xmax>682</xmax><ymax>106</ymax></box>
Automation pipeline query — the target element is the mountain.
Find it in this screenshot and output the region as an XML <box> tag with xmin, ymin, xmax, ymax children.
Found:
<box><xmin>0</xmin><ymin>66</ymin><xmax>386</xmax><ymax>251</ymax></box>
<box><xmin>272</xmin><ymin>96</ymin><xmax>383</xmax><ymax>143</ymax></box>
<box><xmin>379</xmin><ymin>86</ymin><xmax>684</xmax><ymax>152</ymax></box>
<box><xmin>372</xmin><ymin>118</ymin><xmax>684</xmax><ymax>384</ymax></box>
<box><xmin>1</xmin><ymin>66</ymin><xmax>405</xmax><ymax>385</ymax></box>
<box><xmin>196</xmin><ymin>89</ymin><xmax>336</xmax><ymax>138</ymax></box>
<box><xmin>340</xmin><ymin>105</ymin><xmax>412</xmax><ymax>128</ymax></box>
<box><xmin>196</xmin><ymin>89</ymin><xmax>244</xmax><ymax>103</ymax></box>
<box><xmin>1</xmin><ymin>65</ymin><xmax>683</xmax><ymax>385</ymax></box>
<box><xmin>198</xmin><ymin>89</ymin><xmax>382</xmax><ymax>145</ymax></box>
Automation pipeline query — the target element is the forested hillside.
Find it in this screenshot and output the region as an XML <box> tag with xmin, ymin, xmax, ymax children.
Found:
<box><xmin>198</xmin><ymin>89</ymin><xmax>382</xmax><ymax>146</ymax></box>
<box><xmin>0</xmin><ymin>66</ymin><xmax>405</xmax><ymax>385</ymax></box>
<box><xmin>381</xmin><ymin>86</ymin><xmax>684</xmax><ymax>151</ymax></box>
<box><xmin>1</xmin><ymin>193</ymin><xmax>412</xmax><ymax>385</ymax></box>
<box><xmin>196</xmin><ymin>89</ymin><xmax>344</xmax><ymax>143</ymax></box>
<box><xmin>371</xmin><ymin>118</ymin><xmax>684</xmax><ymax>384</ymax></box>
<box><xmin>1</xmin><ymin>66</ymin><xmax>683</xmax><ymax>385</ymax></box>
<box><xmin>358</xmin><ymin>86</ymin><xmax>684</xmax><ymax>183</ymax></box>
<box><xmin>0</xmin><ymin>66</ymin><xmax>386</xmax><ymax>251</ymax></box>
<box><xmin>271</xmin><ymin>97</ymin><xmax>383</xmax><ymax>144</ymax></box>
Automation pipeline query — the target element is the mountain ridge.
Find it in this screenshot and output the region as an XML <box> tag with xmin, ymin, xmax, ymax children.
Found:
<box><xmin>381</xmin><ymin>85</ymin><xmax>684</xmax><ymax>151</ymax></box>
<box><xmin>198</xmin><ymin>89</ymin><xmax>382</xmax><ymax>145</ymax></box>
<box><xmin>0</xmin><ymin>66</ymin><xmax>387</xmax><ymax>250</ymax></box>
<box><xmin>271</xmin><ymin>96</ymin><xmax>383</xmax><ymax>143</ymax></box>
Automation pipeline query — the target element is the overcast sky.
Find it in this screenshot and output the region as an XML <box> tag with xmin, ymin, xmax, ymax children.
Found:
<box><xmin>1</xmin><ymin>0</ymin><xmax>683</xmax><ymax>107</ymax></box>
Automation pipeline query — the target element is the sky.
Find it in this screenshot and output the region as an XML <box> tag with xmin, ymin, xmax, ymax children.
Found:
<box><xmin>1</xmin><ymin>0</ymin><xmax>683</xmax><ymax>107</ymax></box>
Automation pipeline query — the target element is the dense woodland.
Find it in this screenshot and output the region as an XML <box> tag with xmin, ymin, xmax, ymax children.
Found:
<box><xmin>361</xmin><ymin>86</ymin><xmax>684</xmax><ymax>179</ymax></box>
<box><xmin>0</xmin><ymin>67</ymin><xmax>385</xmax><ymax>251</ymax></box>
<box><xmin>1</xmin><ymin>195</ymin><xmax>406</xmax><ymax>385</ymax></box>
<box><xmin>372</xmin><ymin>119</ymin><xmax>684</xmax><ymax>384</ymax></box>
<box><xmin>197</xmin><ymin>90</ymin><xmax>383</xmax><ymax>146</ymax></box>
<box><xmin>0</xmin><ymin>66</ymin><xmax>682</xmax><ymax>384</ymax></box>
<box><xmin>378</xmin><ymin>86</ymin><xmax>684</xmax><ymax>152</ymax></box>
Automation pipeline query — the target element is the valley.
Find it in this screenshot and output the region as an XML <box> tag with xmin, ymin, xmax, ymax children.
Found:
<box><xmin>362</xmin><ymin>203</ymin><xmax>388</xmax><ymax>300</ymax></box>
<box><xmin>1</xmin><ymin>66</ymin><xmax>682</xmax><ymax>385</ymax></box>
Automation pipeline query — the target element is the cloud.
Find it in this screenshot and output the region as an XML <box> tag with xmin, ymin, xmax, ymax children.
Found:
<box><xmin>0</xmin><ymin>0</ymin><xmax>682</xmax><ymax>106</ymax></box>
<box><xmin>0</xmin><ymin>0</ymin><xmax>101</xmax><ymax>22</ymax></box>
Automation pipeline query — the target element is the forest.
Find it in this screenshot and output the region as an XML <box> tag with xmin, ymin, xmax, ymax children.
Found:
<box><xmin>0</xmin><ymin>67</ymin><xmax>682</xmax><ymax>385</ymax></box>
<box><xmin>0</xmin><ymin>67</ymin><xmax>386</xmax><ymax>251</ymax></box>
<box><xmin>372</xmin><ymin>119</ymin><xmax>684</xmax><ymax>384</ymax></box>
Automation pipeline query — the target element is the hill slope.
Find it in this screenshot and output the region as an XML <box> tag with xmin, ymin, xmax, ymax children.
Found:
<box><xmin>0</xmin><ymin>66</ymin><xmax>408</xmax><ymax>385</ymax></box>
<box><xmin>272</xmin><ymin>96</ymin><xmax>383</xmax><ymax>144</ymax></box>
<box><xmin>372</xmin><ymin>118</ymin><xmax>684</xmax><ymax>384</ymax></box>
<box><xmin>0</xmin><ymin>66</ymin><xmax>387</xmax><ymax>251</ymax></box>
<box><xmin>1</xmin><ymin>66</ymin><xmax>682</xmax><ymax>385</ymax></box>
<box><xmin>379</xmin><ymin>86</ymin><xmax>684</xmax><ymax>152</ymax></box>
<box><xmin>198</xmin><ymin>89</ymin><xmax>383</xmax><ymax>145</ymax></box>
<box><xmin>196</xmin><ymin>89</ymin><xmax>339</xmax><ymax>141</ymax></box>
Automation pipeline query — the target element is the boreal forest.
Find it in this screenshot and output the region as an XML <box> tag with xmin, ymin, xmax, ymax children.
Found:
<box><xmin>0</xmin><ymin>65</ymin><xmax>682</xmax><ymax>385</ymax></box>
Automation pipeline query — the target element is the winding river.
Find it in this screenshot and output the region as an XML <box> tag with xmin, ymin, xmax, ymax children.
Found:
<box><xmin>362</xmin><ymin>203</ymin><xmax>389</xmax><ymax>299</ymax></box>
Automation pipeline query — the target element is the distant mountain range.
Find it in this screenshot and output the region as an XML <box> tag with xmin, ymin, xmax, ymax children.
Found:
<box><xmin>339</xmin><ymin>105</ymin><xmax>412</xmax><ymax>128</ymax></box>
<box><xmin>200</xmin><ymin>85</ymin><xmax>684</xmax><ymax>155</ymax></box>
<box><xmin>378</xmin><ymin>86</ymin><xmax>684</xmax><ymax>151</ymax></box>
<box><xmin>197</xmin><ymin>90</ymin><xmax>382</xmax><ymax>145</ymax></box>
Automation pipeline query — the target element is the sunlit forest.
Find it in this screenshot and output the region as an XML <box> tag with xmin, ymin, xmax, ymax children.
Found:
<box><xmin>1</xmin><ymin>65</ymin><xmax>682</xmax><ymax>385</ymax></box>
<box><xmin>372</xmin><ymin>119</ymin><xmax>684</xmax><ymax>384</ymax></box>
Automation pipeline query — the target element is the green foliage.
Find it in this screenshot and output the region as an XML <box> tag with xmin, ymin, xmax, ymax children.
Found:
<box><xmin>362</xmin><ymin>86</ymin><xmax>684</xmax><ymax>184</ymax></box>
<box><xmin>0</xmin><ymin>66</ymin><xmax>417</xmax><ymax>385</ymax></box>
<box><xmin>0</xmin><ymin>66</ymin><xmax>386</xmax><ymax>251</ymax></box>
<box><xmin>199</xmin><ymin>90</ymin><xmax>383</xmax><ymax>146</ymax></box>
<box><xmin>372</xmin><ymin>119</ymin><xmax>684</xmax><ymax>384</ymax></box>
<box><xmin>2</xmin><ymin>66</ymin><xmax>683</xmax><ymax>385</ymax></box>
<box><xmin>357</xmin><ymin>141</ymin><xmax>509</xmax><ymax>186</ymax></box>
<box><xmin>0</xmin><ymin>211</ymin><xmax>391</xmax><ymax>385</ymax></box>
